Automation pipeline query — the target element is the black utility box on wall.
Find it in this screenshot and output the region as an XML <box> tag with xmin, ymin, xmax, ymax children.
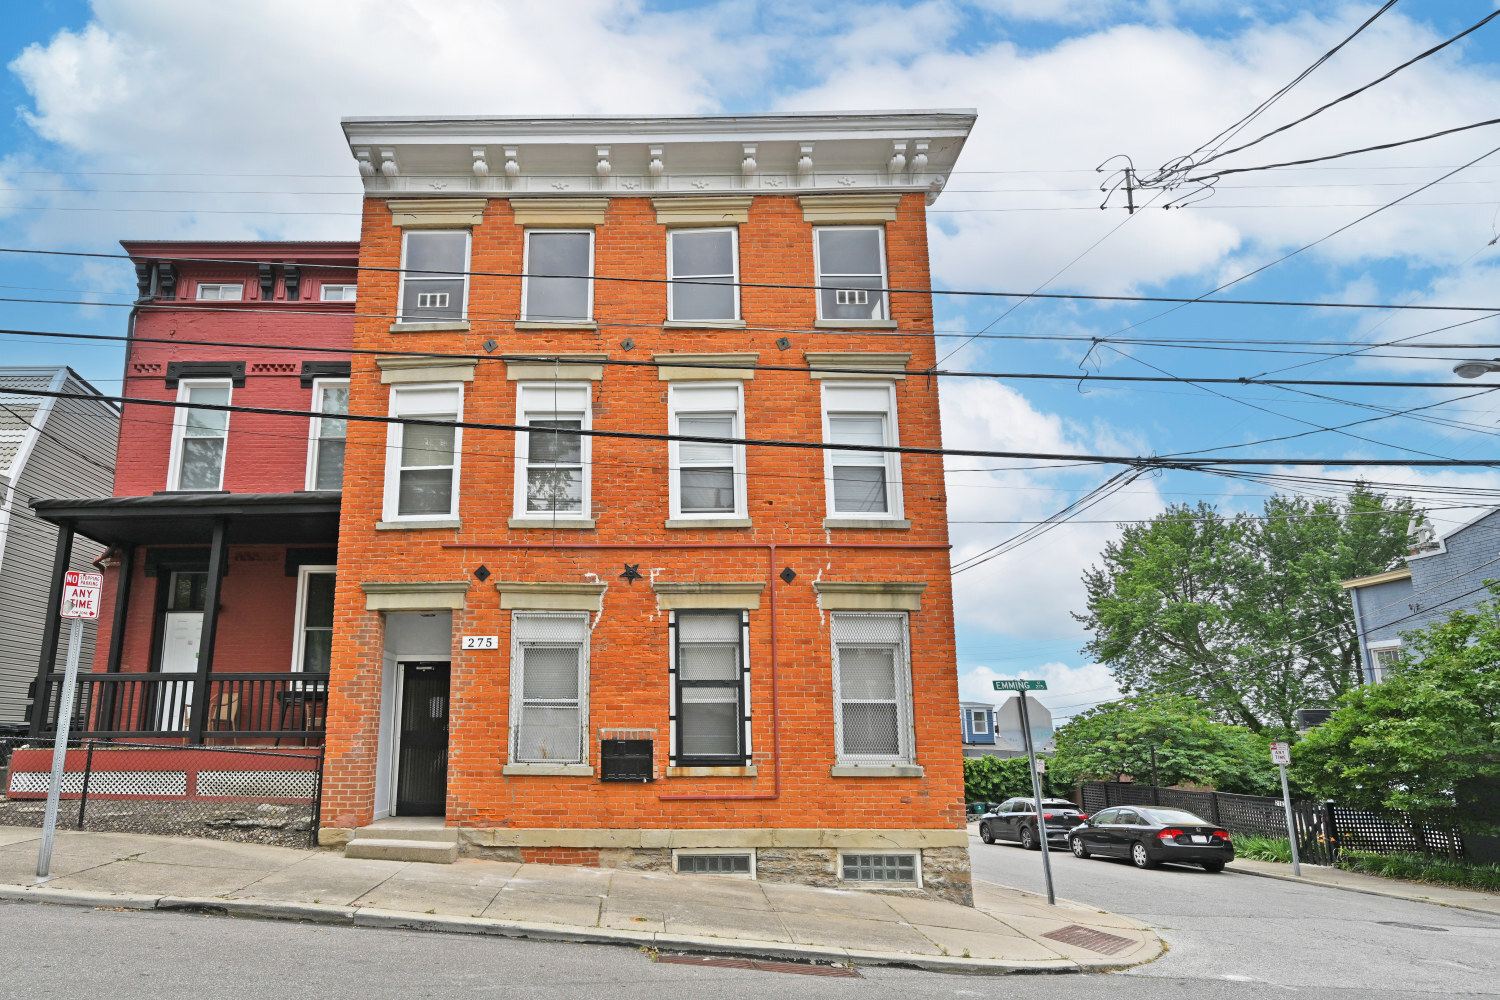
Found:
<box><xmin>600</xmin><ymin>739</ymin><xmax>654</xmax><ymax>782</ymax></box>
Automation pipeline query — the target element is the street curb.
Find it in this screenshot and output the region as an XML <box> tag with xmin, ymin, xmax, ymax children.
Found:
<box><xmin>0</xmin><ymin>881</ymin><xmax>1120</xmax><ymax>975</ymax></box>
<box><xmin>1224</xmin><ymin>865</ymin><xmax>1500</xmax><ymax>916</ymax></box>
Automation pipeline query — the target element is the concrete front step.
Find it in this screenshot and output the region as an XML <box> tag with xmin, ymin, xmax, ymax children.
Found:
<box><xmin>344</xmin><ymin>838</ymin><xmax>458</xmax><ymax>864</ymax></box>
<box><xmin>351</xmin><ymin>821</ymin><xmax>459</xmax><ymax>845</ymax></box>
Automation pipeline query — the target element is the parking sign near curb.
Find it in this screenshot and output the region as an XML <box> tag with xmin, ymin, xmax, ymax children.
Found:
<box><xmin>1270</xmin><ymin>742</ymin><xmax>1291</xmax><ymax>765</ymax></box>
<box><xmin>61</xmin><ymin>570</ymin><xmax>103</xmax><ymax>619</ymax></box>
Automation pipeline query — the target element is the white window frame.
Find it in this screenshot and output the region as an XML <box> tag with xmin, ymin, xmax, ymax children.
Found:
<box><xmin>969</xmin><ymin>709</ymin><xmax>988</xmax><ymax>735</ymax></box>
<box><xmin>512</xmin><ymin>382</ymin><xmax>592</xmax><ymax>522</ymax></box>
<box><xmin>508</xmin><ymin>611</ymin><xmax>591</xmax><ymax>765</ymax></box>
<box><xmin>672</xmin><ymin>849</ymin><xmax>757</xmax><ymax>879</ymax></box>
<box><xmin>812</xmin><ymin>225</ymin><xmax>888</xmax><ymax>321</ymax></box>
<box><xmin>397</xmin><ymin>230</ymin><xmax>471</xmax><ymax>323</ymax></box>
<box><xmin>382</xmin><ymin>382</ymin><xmax>463</xmax><ymax>522</ymax></box>
<box><xmin>195</xmin><ymin>283</ymin><xmax>244</xmax><ymax>301</ymax></box>
<box><xmin>1368</xmin><ymin>641</ymin><xmax>1402</xmax><ymax>683</ymax></box>
<box><xmin>831</xmin><ymin>611</ymin><xmax>915</xmax><ymax>766</ymax></box>
<box><xmin>166</xmin><ymin>378</ymin><xmax>232</xmax><ymax>492</ymax></box>
<box><xmin>305</xmin><ymin>377</ymin><xmax>349</xmax><ymax>492</ymax></box>
<box><xmin>668</xmin><ymin>382</ymin><xmax>746</xmax><ymax>520</ymax></box>
<box><xmin>320</xmin><ymin>283</ymin><xmax>358</xmax><ymax>302</ymax></box>
<box><xmin>289</xmin><ymin>565</ymin><xmax>337</xmax><ymax>674</ymax></box>
<box><xmin>821</xmin><ymin>381</ymin><xmax>903</xmax><ymax>519</ymax></box>
<box><xmin>667</xmin><ymin>610</ymin><xmax>752</xmax><ymax>767</ymax></box>
<box><xmin>666</xmin><ymin>227</ymin><xmax>740</xmax><ymax>322</ymax></box>
<box><xmin>520</xmin><ymin>229</ymin><xmax>595</xmax><ymax>323</ymax></box>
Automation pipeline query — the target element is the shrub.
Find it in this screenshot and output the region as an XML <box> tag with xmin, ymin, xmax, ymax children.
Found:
<box><xmin>1232</xmin><ymin>834</ymin><xmax>1294</xmax><ymax>863</ymax></box>
<box><xmin>1336</xmin><ymin>851</ymin><xmax>1500</xmax><ymax>893</ymax></box>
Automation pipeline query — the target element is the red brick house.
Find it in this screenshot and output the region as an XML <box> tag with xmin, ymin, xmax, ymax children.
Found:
<box><xmin>321</xmin><ymin>112</ymin><xmax>978</xmax><ymax>901</ymax></box>
<box><xmin>29</xmin><ymin>241</ymin><xmax>356</xmax><ymax>744</ymax></box>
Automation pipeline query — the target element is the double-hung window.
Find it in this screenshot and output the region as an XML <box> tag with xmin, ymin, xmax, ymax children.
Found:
<box><xmin>514</xmin><ymin>382</ymin><xmax>591</xmax><ymax>521</ymax></box>
<box><xmin>306</xmin><ymin>379</ymin><xmax>349</xmax><ymax>491</ymax></box>
<box><xmin>399</xmin><ymin>231</ymin><xmax>469</xmax><ymax>322</ymax></box>
<box><xmin>1369</xmin><ymin>644</ymin><xmax>1402</xmax><ymax>683</ymax></box>
<box><xmin>814</xmin><ymin>226</ymin><xmax>887</xmax><ymax>321</ymax></box>
<box><xmin>522</xmin><ymin>230</ymin><xmax>593</xmax><ymax>323</ymax></box>
<box><xmin>291</xmin><ymin>566</ymin><xmax>336</xmax><ymax>674</ymax></box>
<box><xmin>668</xmin><ymin>383</ymin><xmax>745</xmax><ymax>520</ymax></box>
<box><xmin>822</xmin><ymin>383</ymin><xmax>901</xmax><ymax>518</ymax></box>
<box><xmin>671</xmin><ymin>611</ymin><xmax>750</xmax><ymax>765</ymax></box>
<box><xmin>383</xmin><ymin>384</ymin><xmax>462</xmax><ymax>521</ymax></box>
<box><xmin>668</xmin><ymin>228</ymin><xmax>738</xmax><ymax>322</ymax></box>
<box><xmin>196</xmin><ymin>283</ymin><xmax>243</xmax><ymax>301</ymax></box>
<box><xmin>510</xmin><ymin>611</ymin><xmax>590</xmax><ymax>764</ymax></box>
<box><xmin>831</xmin><ymin>612</ymin><xmax>914</xmax><ymax>765</ymax></box>
<box><xmin>969</xmin><ymin>709</ymin><xmax>988</xmax><ymax>735</ymax></box>
<box><xmin>169</xmin><ymin>380</ymin><xmax>231</xmax><ymax>491</ymax></box>
<box><xmin>320</xmin><ymin>283</ymin><xmax>357</xmax><ymax>302</ymax></box>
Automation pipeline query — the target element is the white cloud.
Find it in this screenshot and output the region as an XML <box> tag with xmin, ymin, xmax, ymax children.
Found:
<box><xmin>957</xmin><ymin>660</ymin><xmax>1120</xmax><ymax>720</ymax></box>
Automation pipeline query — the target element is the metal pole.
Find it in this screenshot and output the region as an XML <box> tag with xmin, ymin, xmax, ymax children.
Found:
<box><xmin>37</xmin><ymin>617</ymin><xmax>83</xmax><ymax>879</ymax></box>
<box><xmin>1019</xmin><ymin>692</ymin><xmax>1055</xmax><ymax>905</ymax></box>
<box><xmin>1279</xmin><ymin>763</ymin><xmax>1301</xmax><ymax>877</ymax></box>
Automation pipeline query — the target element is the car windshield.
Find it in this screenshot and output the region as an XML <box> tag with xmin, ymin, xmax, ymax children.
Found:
<box><xmin>1141</xmin><ymin>808</ymin><xmax>1210</xmax><ymax>826</ymax></box>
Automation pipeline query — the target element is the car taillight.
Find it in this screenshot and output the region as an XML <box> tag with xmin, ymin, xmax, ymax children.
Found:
<box><xmin>1076</xmin><ymin>814</ymin><xmax>1088</xmax><ymax>821</ymax></box>
<box><xmin>1043</xmin><ymin>813</ymin><xmax>1059</xmax><ymax>819</ymax></box>
<box><xmin>1212</xmin><ymin>830</ymin><xmax>1231</xmax><ymax>841</ymax></box>
<box><xmin>1156</xmin><ymin>828</ymin><xmax>1184</xmax><ymax>841</ymax></box>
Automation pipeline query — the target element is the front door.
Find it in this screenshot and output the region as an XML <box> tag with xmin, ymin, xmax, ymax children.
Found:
<box><xmin>157</xmin><ymin>571</ymin><xmax>207</xmax><ymax>731</ymax></box>
<box><xmin>396</xmin><ymin>662</ymin><xmax>450</xmax><ymax>816</ymax></box>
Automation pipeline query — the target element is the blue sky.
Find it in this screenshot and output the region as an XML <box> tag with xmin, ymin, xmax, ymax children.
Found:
<box><xmin>4</xmin><ymin>1</ymin><xmax>1500</xmax><ymax>722</ymax></box>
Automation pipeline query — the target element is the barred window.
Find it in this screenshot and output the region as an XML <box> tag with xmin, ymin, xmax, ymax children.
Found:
<box><xmin>672</xmin><ymin>611</ymin><xmax>748</xmax><ymax>765</ymax></box>
<box><xmin>831</xmin><ymin>612</ymin><xmax>913</xmax><ymax>764</ymax></box>
<box><xmin>841</xmin><ymin>853</ymin><xmax>917</xmax><ymax>884</ymax></box>
<box><xmin>510</xmin><ymin>612</ymin><xmax>590</xmax><ymax>764</ymax></box>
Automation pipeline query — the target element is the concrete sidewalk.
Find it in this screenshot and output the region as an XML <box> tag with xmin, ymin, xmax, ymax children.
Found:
<box><xmin>0</xmin><ymin>825</ymin><xmax>1160</xmax><ymax>974</ymax></box>
<box><xmin>1227</xmin><ymin>857</ymin><xmax>1500</xmax><ymax>916</ymax></box>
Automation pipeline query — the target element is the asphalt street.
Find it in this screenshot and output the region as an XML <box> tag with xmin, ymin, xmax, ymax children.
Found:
<box><xmin>968</xmin><ymin>830</ymin><xmax>1500</xmax><ymax>996</ymax></box>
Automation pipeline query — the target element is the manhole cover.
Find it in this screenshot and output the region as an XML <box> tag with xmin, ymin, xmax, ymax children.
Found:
<box><xmin>656</xmin><ymin>954</ymin><xmax>860</xmax><ymax>977</ymax></box>
<box><xmin>1377</xmin><ymin>921</ymin><xmax>1448</xmax><ymax>932</ymax></box>
<box><xmin>1041</xmin><ymin>924</ymin><xmax>1135</xmax><ymax>955</ymax></box>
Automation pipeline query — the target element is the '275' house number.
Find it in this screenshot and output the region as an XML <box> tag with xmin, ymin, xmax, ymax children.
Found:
<box><xmin>461</xmin><ymin>636</ymin><xmax>499</xmax><ymax>650</ymax></box>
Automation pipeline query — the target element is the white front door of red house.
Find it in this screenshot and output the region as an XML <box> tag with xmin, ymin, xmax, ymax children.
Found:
<box><xmin>158</xmin><ymin>571</ymin><xmax>206</xmax><ymax>731</ymax></box>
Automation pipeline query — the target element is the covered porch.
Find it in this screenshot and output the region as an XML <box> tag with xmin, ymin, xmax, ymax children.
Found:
<box><xmin>28</xmin><ymin>492</ymin><xmax>340</xmax><ymax>744</ymax></box>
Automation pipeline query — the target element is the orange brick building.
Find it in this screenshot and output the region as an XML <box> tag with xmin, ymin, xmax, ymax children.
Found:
<box><xmin>321</xmin><ymin>112</ymin><xmax>977</xmax><ymax>901</ymax></box>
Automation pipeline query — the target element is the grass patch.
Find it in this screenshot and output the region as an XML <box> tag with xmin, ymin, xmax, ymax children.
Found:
<box><xmin>1336</xmin><ymin>850</ymin><xmax>1500</xmax><ymax>893</ymax></box>
<box><xmin>1231</xmin><ymin>834</ymin><xmax>1294</xmax><ymax>863</ymax></box>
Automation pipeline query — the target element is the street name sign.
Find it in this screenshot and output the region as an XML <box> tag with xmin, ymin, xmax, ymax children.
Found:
<box><xmin>993</xmin><ymin>679</ymin><xmax>1047</xmax><ymax>691</ymax></box>
<box><xmin>1270</xmin><ymin>742</ymin><xmax>1291</xmax><ymax>765</ymax></box>
<box><xmin>61</xmin><ymin>570</ymin><xmax>102</xmax><ymax>619</ymax></box>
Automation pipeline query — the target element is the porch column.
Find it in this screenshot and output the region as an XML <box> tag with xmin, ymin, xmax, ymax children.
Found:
<box><xmin>28</xmin><ymin>522</ymin><xmax>74</xmax><ymax>737</ymax></box>
<box><xmin>187</xmin><ymin>519</ymin><xmax>227</xmax><ymax>742</ymax></box>
<box><xmin>105</xmin><ymin>545</ymin><xmax>133</xmax><ymax>673</ymax></box>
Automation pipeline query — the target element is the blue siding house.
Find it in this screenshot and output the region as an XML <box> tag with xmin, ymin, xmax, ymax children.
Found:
<box><xmin>1343</xmin><ymin>509</ymin><xmax>1500</xmax><ymax>683</ymax></box>
<box><xmin>960</xmin><ymin>697</ymin><xmax>1054</xmax><ymax>759</ymax></box>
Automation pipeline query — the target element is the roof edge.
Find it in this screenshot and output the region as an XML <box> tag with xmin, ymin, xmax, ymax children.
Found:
<box><xmin>1340</xmin><ymin>567</ymin><xmax>1412</xmax><ymax>589</ymax></box>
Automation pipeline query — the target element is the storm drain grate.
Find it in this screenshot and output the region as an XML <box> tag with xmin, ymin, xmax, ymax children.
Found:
<box><xmin>656</xmin><ymin>954</ymin><xmax>860</xmax><ymax>977</ymax></box>
<box><xmin>1041</xmin><ymin>924</ymin><xmax>1135</xmax><ymax>955</ymax></box>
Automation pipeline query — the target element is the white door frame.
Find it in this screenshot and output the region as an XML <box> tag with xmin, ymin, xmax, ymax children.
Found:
<box><xmin>388</xmin><ymin>657</ymin><xmax>452</xmax><ymax>817</ymax></box>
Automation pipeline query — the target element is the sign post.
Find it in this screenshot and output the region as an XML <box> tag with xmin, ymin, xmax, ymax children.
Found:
<box><xmin>995</xmin><ymin>678</ymin><xmax>1054</xmax><ymax>905</ymax></box>
<box><xmin>37</xmin><ymin>570</ymin><xmax>101</xmax><ymax>879</ymax></box>
<box><xmin>1270</xmin><ymin>741</ymin><xmax>1300</xmax><ymax>877</ymax></box>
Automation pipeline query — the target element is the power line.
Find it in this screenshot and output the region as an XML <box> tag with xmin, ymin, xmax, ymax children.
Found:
<box><xmin>1190</xmin><ymin>119</ymin><xmax>1500</xmax><ymax>183</ymax></box>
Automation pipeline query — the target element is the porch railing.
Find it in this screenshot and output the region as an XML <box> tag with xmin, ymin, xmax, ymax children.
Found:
<box><xmin>36</xmin><ymin>672</ymin><xmax>328</xmax><ymax>743</ymax></box>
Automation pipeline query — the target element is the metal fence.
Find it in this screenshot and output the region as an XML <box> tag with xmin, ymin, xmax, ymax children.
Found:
<box><xmin>0</xmin><ymin>737</ymin><xmax>323</xmax><ymax>848</ymax></box>
<box><xmin>1078</xmin><ymin>781</ymin><xmax>1466</xmax><ymax>864</ymax></box>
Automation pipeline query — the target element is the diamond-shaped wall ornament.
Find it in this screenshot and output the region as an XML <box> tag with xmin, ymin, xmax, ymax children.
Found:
<box><xmin>776</xmin><ymin>337</ymin><xmax>791</xmax><ymax>351</ymax></box>
<box><xmin>482</xmin><ymin>338</ymin><xmax>498</xmax><ymax>353</ymax></box>
<box><xmin>620</xmin><ymin>563</ymin><xmax>642</xmax><ymax>584</ymax></box>
<box><xmin>620</xmin><ymin>337</ymin><xmax>635</xmax><ymax>351</ymax></box>
<box><xmin>779</xmin><ymin>567</ymin><xmax>797</xmax><ymax>584</ymax></box>
<box><xmin>473</xmin><ymin>565</ymin><xmax>491</xmax><ymax>582</ymax></box>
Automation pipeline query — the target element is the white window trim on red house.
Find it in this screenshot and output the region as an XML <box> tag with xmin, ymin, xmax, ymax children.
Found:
<box><xmin>381</xmin><ymin>382</ymin><xmax>464</xmax><ymax>523</ymax></box>
<box><xmin>166</xmin><ymin>378</ymin><xmax>232</xmax><ymax>492</ymax></box>
<box><xmin>511</xmin><ymin>381</ymin><xmax>592</xmax><ymax>523</ymax></box>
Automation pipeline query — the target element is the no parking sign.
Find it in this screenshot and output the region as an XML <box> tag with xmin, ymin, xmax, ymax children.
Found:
<box><xmin>61</xmin><ymin>570</ymin><xmax>103</xmax><ymax>619</ymax></box>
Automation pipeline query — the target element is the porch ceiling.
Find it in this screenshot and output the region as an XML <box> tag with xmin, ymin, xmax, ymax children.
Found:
<box><xmin>30</xmin><ymin>491</ymin><xmax>341</xmax><ymax>547</ymax></box>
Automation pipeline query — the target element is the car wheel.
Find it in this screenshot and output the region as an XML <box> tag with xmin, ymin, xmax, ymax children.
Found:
<box><xmin>980</xmin><ymin>823</ymin><xmax>995</xmax><ymax>845</ymax></box>
<box><xmin>1020</xmin><ymin>826</ymin><xmax>1038</xmax><ymax>851</ymax></box>
<box><xmin>1070</xmin><ymin>836</ymin><xmax>1090</xmax><ymax>859</ymax></box>
<box><xmin>1130</xmin><ymin>841</ymin><xmax>1157</xmax><ymax>869</ymax></box>
<box><xmin>1201</xmin><ymin>860</ymin><xmax>1224</xmax><ymax>873</ymax></box>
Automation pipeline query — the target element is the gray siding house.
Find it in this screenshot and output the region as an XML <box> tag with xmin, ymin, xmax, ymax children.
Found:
<box><xmin>1343</xmin><ymin>508</ymin><xmax>1500</xmax><ymax>683</ymax></box>
<box><xmin>0</xmin><ymin>368</ymin><xmax>117</xmax><ymax>728</ymax></box>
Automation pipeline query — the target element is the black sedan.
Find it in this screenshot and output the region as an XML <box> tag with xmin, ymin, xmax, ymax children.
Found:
<box><xmin>977</xmin><ymin>797</ymin><xmax>1086</xmax><ymax>850</ymax></box>
<box><xmin>1068</xmin><ymin>806</ymin><xmax>1235</xmax><ymax>872</ymax></box>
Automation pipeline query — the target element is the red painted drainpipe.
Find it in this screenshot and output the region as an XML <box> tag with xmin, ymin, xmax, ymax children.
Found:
<box><xmin>440</xmin><ymin>539</ymin><xmax>950</xmax><ymax>801</ymax></box>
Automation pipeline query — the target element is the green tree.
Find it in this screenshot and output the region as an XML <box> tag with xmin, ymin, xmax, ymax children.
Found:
<box><xmin>1293</xmin><ymin>589</ymin><xmax>1500</xmax><ymax>833</ymax></box>
<box><xmin>1049</xmin><ymin>694</ymin><xmax>1279</xmax><ymax>795</ymax></box>
<box><xmin>963</xmin><ymin>754</ymin><xmax>1057</xmax><ymax>802</ymax></box>
<box><xmin>1076</xmin><ymin>486</ymin><xmax>1414</xmax><ymax>734</ymax></box>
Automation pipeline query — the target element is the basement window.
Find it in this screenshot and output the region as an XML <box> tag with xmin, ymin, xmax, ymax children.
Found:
<box><xmin>840</xmin><ymin>852</ymin><xmax>918</xmax><ymax>885</ymax></box>
<box><xmin>674</xmin><ymin>850</ymin><xmax>754</xmax><ymax>877</ymax></box>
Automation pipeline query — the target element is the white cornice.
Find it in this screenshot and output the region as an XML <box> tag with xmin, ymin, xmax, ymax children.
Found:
<box><xmin>343</xmin><ymin>110</ymin><xmax>975</xmax><ymax>205</ymax></box>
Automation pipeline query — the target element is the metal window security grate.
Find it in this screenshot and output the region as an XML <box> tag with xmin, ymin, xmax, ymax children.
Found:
<box><xmin>677</xmin><ymin>853</ymin><xmax>751</xmax><ymax>875</ymax></box>
<box><xmin>831</xmin><ymin>613</ymin><xmax>909</xmax><ymax>760</ymax></box>
<box><xmin>512</xmin><ymin>612</ymin><xmax>590</xmax><ymax>764</ymax></box>
<box><xmin>841</xmin><ymin>853</ymin><xmax>917</xmax><ymax>883</ymax></box>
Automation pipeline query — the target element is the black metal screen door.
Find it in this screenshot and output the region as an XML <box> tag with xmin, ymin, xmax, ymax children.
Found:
<box><xmin>396</xmin><ymin>662</ymin><xmax>450</xmax><ymax>816</ymax></box>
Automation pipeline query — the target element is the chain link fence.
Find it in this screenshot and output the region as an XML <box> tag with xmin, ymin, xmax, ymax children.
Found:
<box><xmin>0</xmin><ymin>737</ymin><xmax>322</xmax><ymax>848</ymax></box>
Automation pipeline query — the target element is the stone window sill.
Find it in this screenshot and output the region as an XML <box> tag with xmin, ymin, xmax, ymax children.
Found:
<box><xmin>664</xmin><ymin>517</ymin><xmax>753</xmax><ymax>529</ymax></box>
<box><xmin>376</xmin><ymin>518</ymin><xmax>462</xmax><ymax>531</ymax></box>
<box><xmin>502</xmin><ymin>764</ymin><xmax>594</xmax><ymax>777</ymax></box>
<box><xmin>665</xmin><ymin>766</ymin><xmax>758</xmax><ymax>777</ymax></box>
<box><xmin>508</xmin><ymin>518</ymin><xmax>597</xmax><ymax>530</ymax></box>
<box><xmin>662</xmin><ymin>319</ymin><xmax>746</xmax><ymax>329</ymax></box>
<box><xmin>822</xmin><ymin>518</ymin><xmax>911</xmax><ymax>530</ymax></box>
<box><xmin>813</xmin><ymin>319</ymin><xmax>899</xmax><ymax>330</ymax></box>
<box><xmin>514</xmin><ymin>321</ymin><xmax>598</xmax><ymax>331</ymax></box>
<box><xmin>830</xmin><ymin>764</ymin><xmax>924</xmax><ymax>778</ymax></box>
<box><xmin>389</xmin><ymin>321</ymin><xmax>471</xmax><ymax>334</ymax></box>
